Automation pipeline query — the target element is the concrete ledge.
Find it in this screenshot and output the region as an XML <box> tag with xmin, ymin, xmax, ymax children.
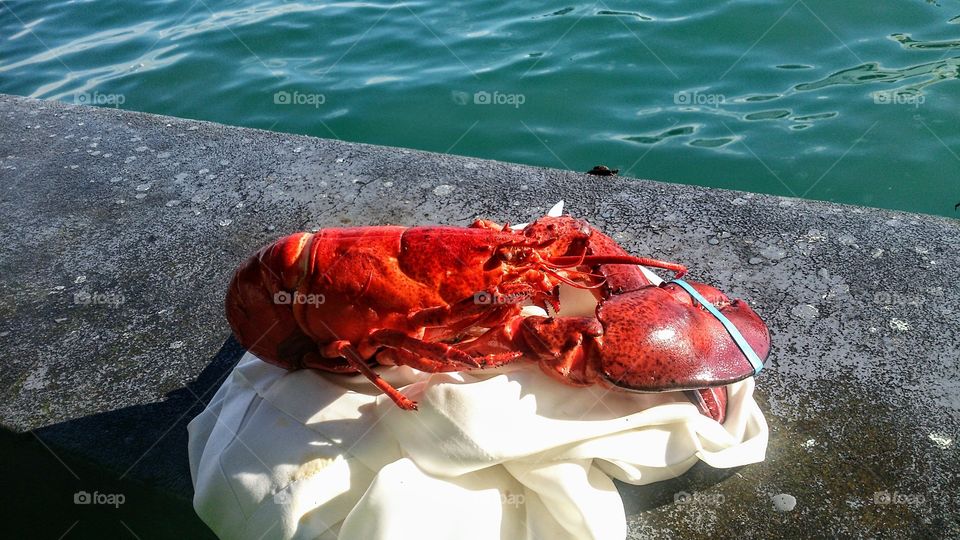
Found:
<box><xmin>1</xmin><ymin>93</ymin><xmax>958</xmax><ymax>537</ymax></box>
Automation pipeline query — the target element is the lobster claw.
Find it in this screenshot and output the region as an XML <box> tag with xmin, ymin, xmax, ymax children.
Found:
<box><xmin>595</xmin><ymin>280</ymin><xmax>770</xmax><ymax>393</ymax></box>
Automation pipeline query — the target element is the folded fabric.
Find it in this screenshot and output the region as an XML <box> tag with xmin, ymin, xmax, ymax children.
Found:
<box><xmin>188</xmin><ymin>350</ymin><xmax>768</xmax><ymax>539</ymax></box>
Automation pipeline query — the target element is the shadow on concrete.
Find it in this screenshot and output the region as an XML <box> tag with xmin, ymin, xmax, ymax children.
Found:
<box><xmin>616</xmin><ymin>462</ymin><xmax>743</xmax><ymax>515</ymax></box>
<box><xmin>2</xmin><ymin>337</ymin><xmax>246</xmax><ymax>539</ymax></box>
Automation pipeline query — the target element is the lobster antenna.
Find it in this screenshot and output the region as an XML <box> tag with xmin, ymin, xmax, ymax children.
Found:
<box><xmin>547</xmin><ymin>255</ymin><xmax>687</xmax><ymax>279</ymax></box>
<box><xmin>540</xmin><ymin>265</ymin><xmax>607</xmax><ymax>290</ymax></box>
<box><xmin>546</xmin><ymin>248</ymin><xmax>588</xmax><ymax>269</ymax></box>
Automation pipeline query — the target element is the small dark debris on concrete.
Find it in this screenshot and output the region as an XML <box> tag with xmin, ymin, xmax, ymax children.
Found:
<box><xmin>587</xmin><ymin>165</ymin><xmax>619</xmax><ymax>176</ymax></box>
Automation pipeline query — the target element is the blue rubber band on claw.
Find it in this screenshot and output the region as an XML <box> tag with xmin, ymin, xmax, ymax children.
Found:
<box><xmin>669</xmin><ymin>279</ymin><xmax>764</xmax><ymax>376</ymax></box>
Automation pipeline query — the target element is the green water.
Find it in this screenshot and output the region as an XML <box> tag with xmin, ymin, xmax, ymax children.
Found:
<box><xmin>2</xmin><ymin>1</ymin><xmax>959</xmax><ymax>217</ymax></box>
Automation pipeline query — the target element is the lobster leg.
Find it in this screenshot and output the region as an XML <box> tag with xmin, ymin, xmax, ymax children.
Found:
<box><xmin>378</xmin><ymin>346</ymin><xmax>522</xmax><ymax>373</ymax></box>
<box><xmin>368</xmin><ymin>329</ymin><xmax>484</xmax><ymax>369</ymax></box>
<box><xmin>468</xmin><ymin>219</ymin><xmax>506</xmax><ymax>230</ymax></box>
<box><xmin>326</xmin><ymin>340</ymin><xmax>419</xmax><ymax>411</ymax></box>
<box><xmin>407</xmin><ymin>288</ymin><xmax>531</xmax><ymax>331</ymax></box>
<box><xmin>377</xmin><ymin>348</ymin><xmax>462</xmax><ymax>373</ymax></box>
<box><xmin>516</xmin><ymin>316</ymin><xmax>604</xmax><ymax>386</ymax></box>
<box><xmin>686</xmin><ymin>388</ymin><xmax>728</xmax><ymax>424</ymax></box>
<box><xmin>369</xmin><ymin>328</ymin><xmax>525</xmax><ymax>368</ymax></box>
<box><xmin>459</xmin><ymin>316</ymin><xmax>604</xmax><ymax>384</ymax></box>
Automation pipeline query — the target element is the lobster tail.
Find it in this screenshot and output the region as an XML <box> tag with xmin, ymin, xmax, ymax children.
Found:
<box><xmin>225</xmin><ymin>233</ymin><xmax>319</xmax><ymax>369</ymax></box>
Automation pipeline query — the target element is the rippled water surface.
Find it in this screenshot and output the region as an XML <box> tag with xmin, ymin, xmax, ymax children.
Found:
<box><xmin>2</xmin><ymin>1</ymin><xmax>959</xmax><ymax>216</ymax></box>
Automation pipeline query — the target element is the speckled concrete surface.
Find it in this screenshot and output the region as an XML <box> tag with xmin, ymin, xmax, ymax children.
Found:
<box><xmin>1</xmin><ymin>94</ymin><xmax>958</xmax><ymax>538</ymax></box>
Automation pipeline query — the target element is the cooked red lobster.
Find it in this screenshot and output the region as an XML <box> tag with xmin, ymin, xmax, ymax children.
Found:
<box><xmin>225</xmin><ymin>214</ymin><xmax>770</xmax><ymax>423</ymax></box>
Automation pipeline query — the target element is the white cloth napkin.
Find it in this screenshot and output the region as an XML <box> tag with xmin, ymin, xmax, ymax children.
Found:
<box><xmin>188</xmin><ymin>351</ymin><xmax>768</xmax><ymax>540</ymax></box>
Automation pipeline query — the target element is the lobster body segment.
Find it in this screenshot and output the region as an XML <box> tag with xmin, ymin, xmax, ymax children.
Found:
<box><xmin>225</xmin><ymin>216</ymin><xmax>771</xmax><ymax>421</ymax></box>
